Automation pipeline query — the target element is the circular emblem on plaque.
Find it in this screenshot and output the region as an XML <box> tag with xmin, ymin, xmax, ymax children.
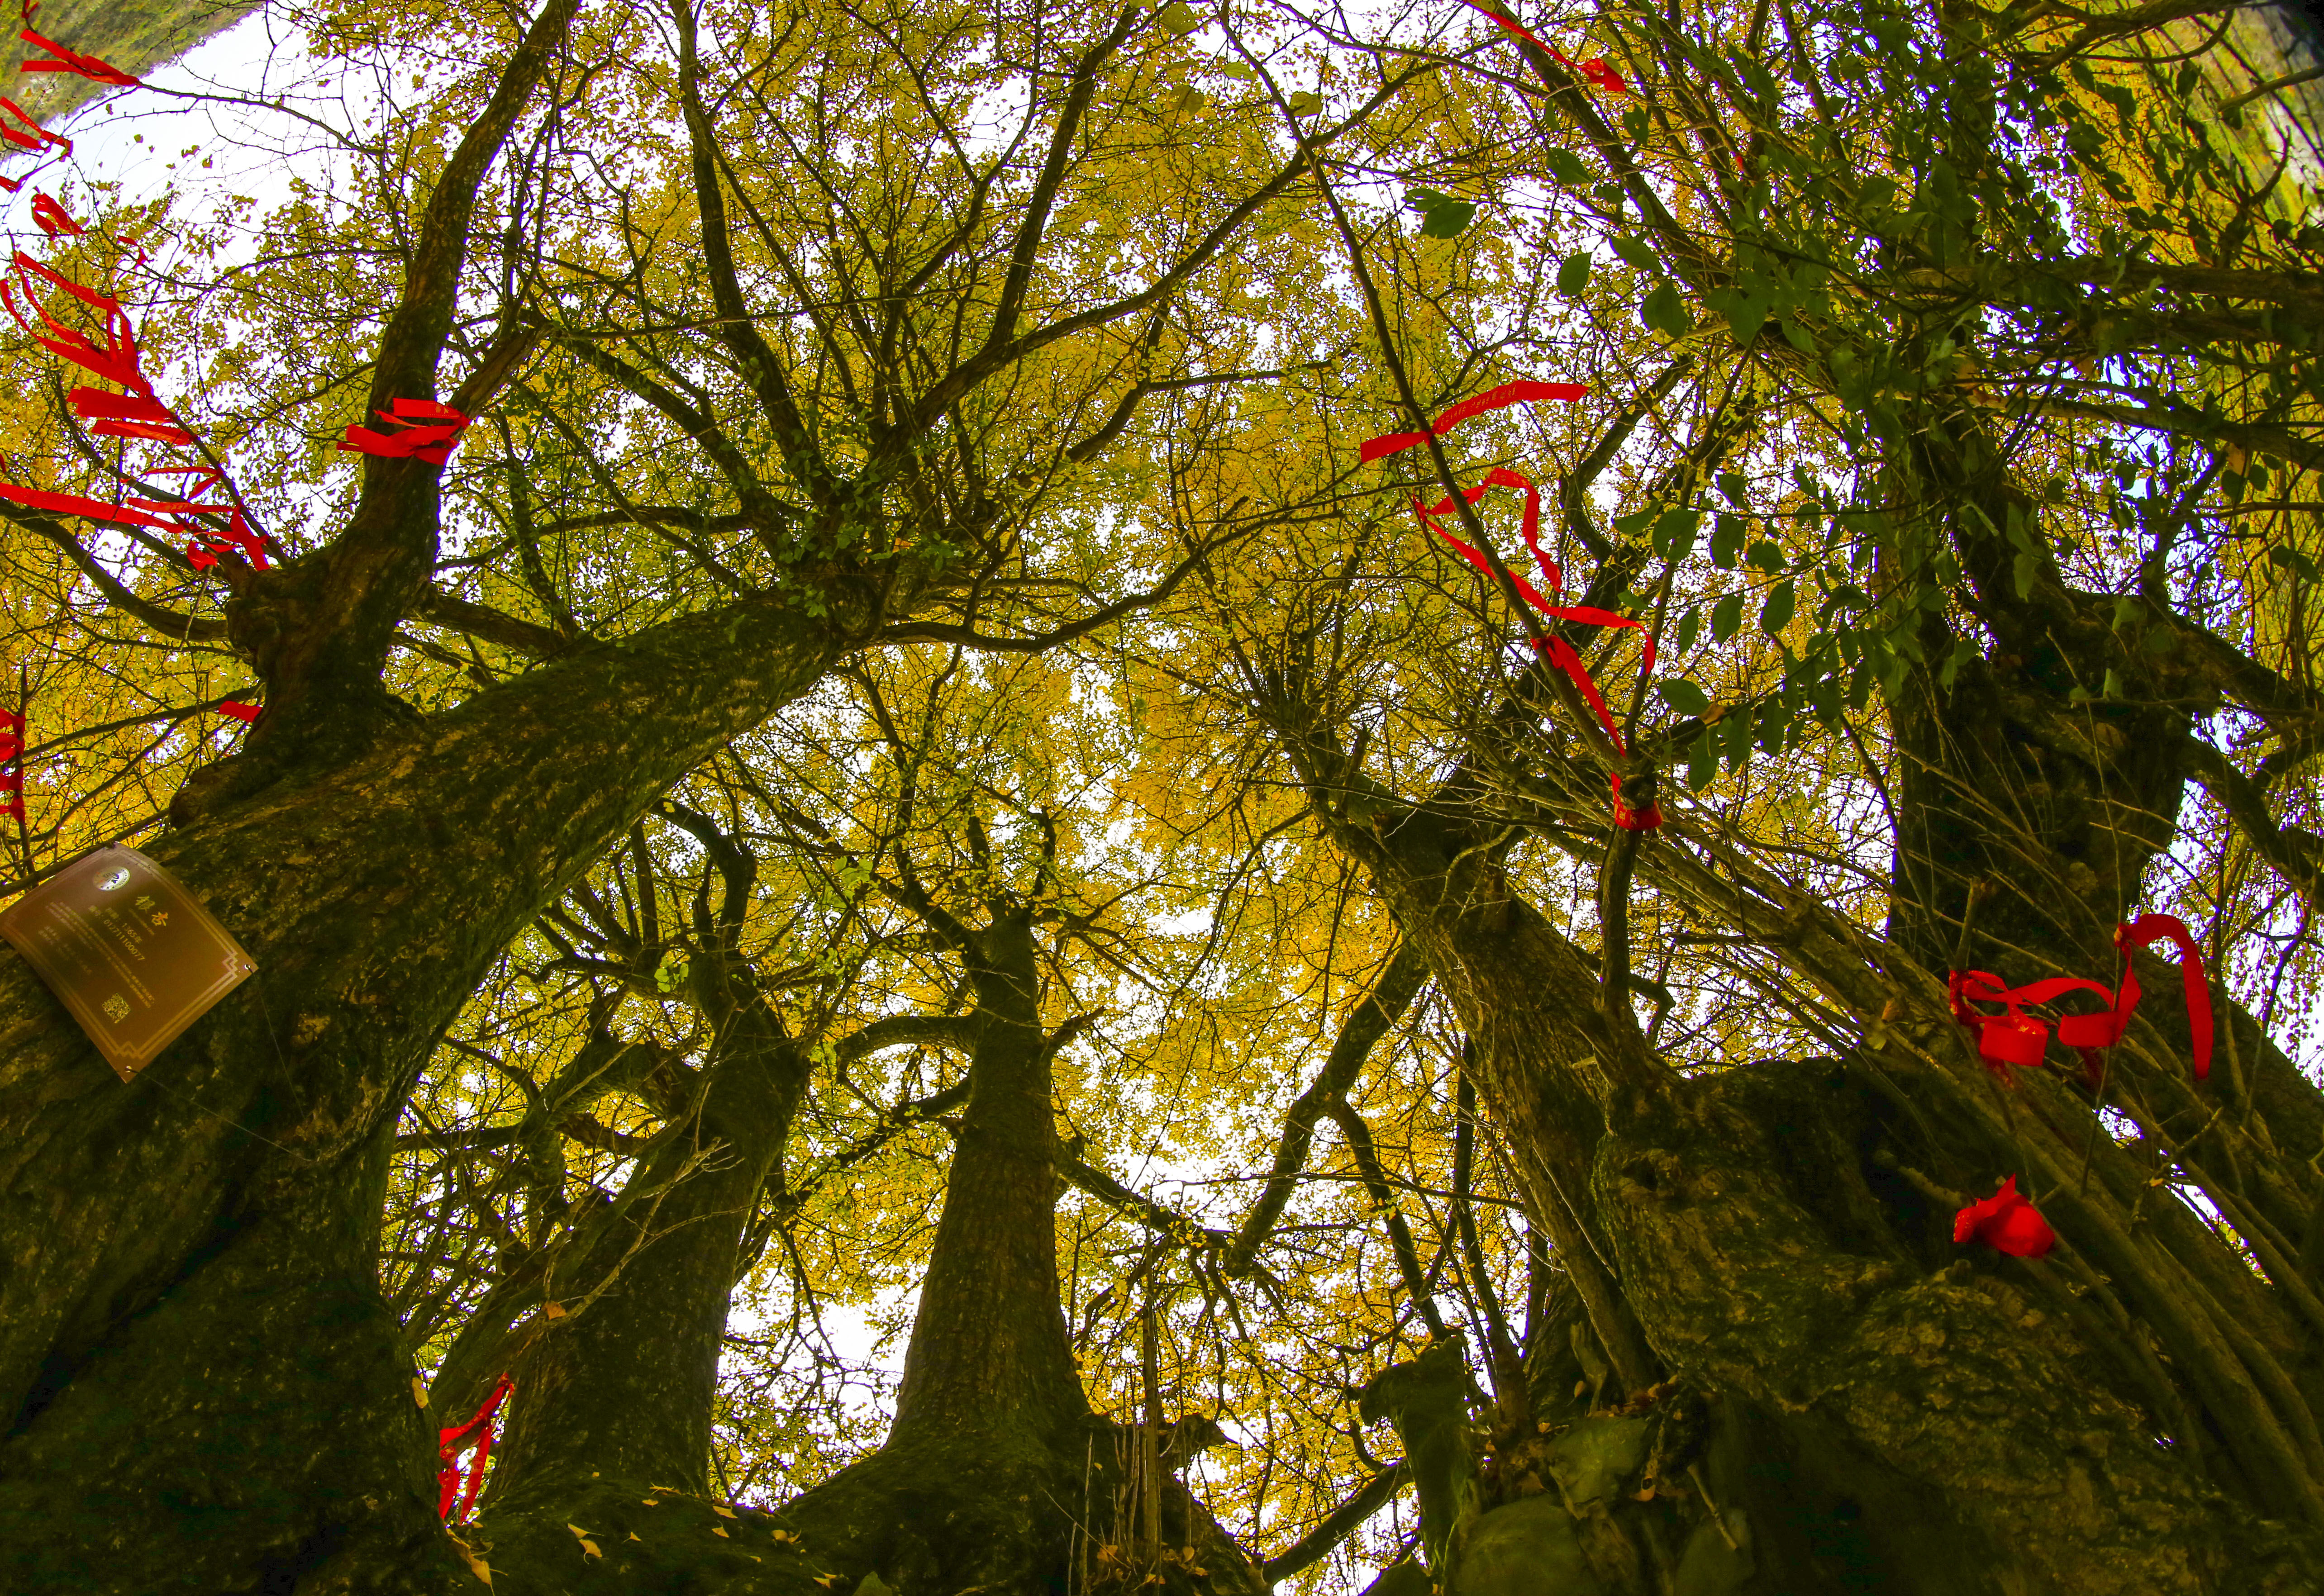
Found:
<box><xmin>96</xmin><ymin>867</ymin><xmax>131</xmax><ymax>892</ymax></box>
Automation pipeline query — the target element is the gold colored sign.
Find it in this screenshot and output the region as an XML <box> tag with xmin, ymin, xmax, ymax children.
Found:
<box><xmin>0</xmin><ymin>845</ymin><xmax>257</xmax><ymax>1082</ymax></box>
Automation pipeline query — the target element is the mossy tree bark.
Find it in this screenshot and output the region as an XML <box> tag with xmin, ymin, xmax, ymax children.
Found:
<box><xmin>1255</xmin><ymin>660</ymin><xmax>2324</xmax><ymax>1592</ymax></box>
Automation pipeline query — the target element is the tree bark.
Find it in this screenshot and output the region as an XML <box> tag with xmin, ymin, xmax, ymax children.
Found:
<box><xmin>0</xmin><ymin>594</ymin><xmax>849</xmax><ymax>1591</ymax></box>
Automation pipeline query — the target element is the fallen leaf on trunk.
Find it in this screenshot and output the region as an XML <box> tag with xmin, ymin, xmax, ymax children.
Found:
<box><xmin>412</xmin><ymin>1376</ymin><xmax>429</xmax><ymax>1409</ymax></box>
<box><xmin>566</xmin><ymin>1525</ymin><xmax>603</xmax><ymax>1559</ymax></box>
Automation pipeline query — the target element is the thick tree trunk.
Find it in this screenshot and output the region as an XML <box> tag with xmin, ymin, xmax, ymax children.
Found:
<box><xmin>1269</xmin><ymin>694</ymin><xmax>2323</xmax><ymax>1591</ymax></box>
<box><xmin>0</xmin><ymin>595</ymin><xmax>848</xmax><ymax>1590</ymax></box>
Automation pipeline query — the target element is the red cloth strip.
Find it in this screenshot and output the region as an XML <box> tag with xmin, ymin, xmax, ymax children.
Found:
<box><xmin>214</xmin><ymin>700</ymin><xmax>259</xmax><ymax>723</ymax></box>
<box><xmin>18</xmin><ymin>29</ymin><xmax>138</xmax><ymax>86</ymax></box>
<box><xmin>1953</xmin><ymin>1175</ymin><xmax>2054</xmax><ymax>1258</ymax></box>
<box><xmin>1448</xmin><ymin>0</ymin><xmax>1629</xmax><ymax>93</ymax></box>
<box><xmin>437</xmin><ymin>1375</ymin><xmax>513</xmax><ymax>1522</ymax></box>
<box><xmin>0</xmin><ymin>95</ymin><xmax>67</xmax><ymax>156</ymax></box>
<box><xmin>1359</xmin><ymin>379</ymin><xmax>1589</xmax><ymax>462</ymax></box>
<box><xmin>340</xmin><ymin>398</ymin><xmax>471</xmax><ymax>466</ymax></box>
<box><xmin>29</xmin><ymin>189</ymin><xmax>77</xmax><ymax>236</ymax></box>
<box><xmin>1948</xmin><ymin>913</ymin><xmax>2212</xmax><ymax>1083</ymax></box>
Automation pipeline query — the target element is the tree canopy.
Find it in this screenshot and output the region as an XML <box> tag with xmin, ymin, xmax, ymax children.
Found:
<box><xmin>5</xmin><ymin>0</ymin><xmax>2324</xmax><ymax>1591</ymax></box>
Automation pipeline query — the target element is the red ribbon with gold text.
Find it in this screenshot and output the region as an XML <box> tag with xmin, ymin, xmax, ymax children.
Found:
<box><xmin>1948</xmin><ymin>913</ymin><xmax>2212</xmax><ymax>1084</ymax></box>
<box><xmin>1361</xmin><ymin>381</ymin><xmax>1663</xmax><ymax>829</ymax></box>
<box><xmin>437</xmin><ymin>1374</ymin><xmax>513</xmax><ymax>1523</ymax></box>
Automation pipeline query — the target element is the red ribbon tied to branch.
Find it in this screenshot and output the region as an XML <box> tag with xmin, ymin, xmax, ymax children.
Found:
<box><xmin>1953</xmin><ymin>1174</ymin><xmax>2055</xmax><ymax>1259</ymax></box>
<box><xmin>1948</xmin><ymin>913</ymin><xmax>2212</xmax><ymax>1084</ymax></box>
<box><xmin>17</xmin><ymin>29</ymin><xmax>138</xmax><ymax>86</ymax></box>
<box><xmin>340</xmin><ymin>398</ymin><xmax>471</xmax><ymax>466</ymax></box>
<box><xmin>1362</xmin><ymin>381</ymin><xmax>1663</xmax><ymax>829</ymax></box>
<box><xmin>436</xmin><ymin>1374</ymin><xmax>513</xmax><ymax>1522</ymax></box>
<box><xmin>1451</xmin><ymin>0</ymin><xmax>1629</xmax><ymax>93</ymax></box>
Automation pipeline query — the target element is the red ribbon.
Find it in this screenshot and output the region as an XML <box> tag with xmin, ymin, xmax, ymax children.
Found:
<box><xmin>0</xmin><ymin>95</ymin><xmax>67</xmax><ymax>162</ymax></box>
<box><xmin>214</xmin><ymin>700</ymin><xmax>260</xmax><ymax>724</ymax></box>
<box><xmin>340</xmin><ymin>398</ymin><xmax>471</xmax><ymax>466</ymax></box>
<box><xmin>70</xmin><ymin>386</ymin><xmax>194</xmax><ymax>446</ymax></box>
<box><xmin>1948</xmin><ymin>913</ymin><xmax>2212</xmax><ymax>1083</ymax></box>
<box><xmin>1953</xmin><ymin>1174</ymin><xmax>2055</xmax><ymax>1259</ymax></box>
<box><xmin>0</xmin><ymin>706</ymin><xmax>20</xmax><ymax>819</ymax></box>
<box><xmin>17</xmin><ymin>28</ymin><xmax>138</xmax><ymax>86</ymax></box>
<box><xmin>29</xmin><ymin>189</ymin><xmax>77</xmax><ymax>237</ymax></box>
<box><xmin>1359</xmin><ymin>378</ymin><xmax>1590</xmax><ymax>463</ymax></box>
<box><xmin>436</xmin><ymin>1374</ymin><xmax>513</xmax><ymax>1522</ymax></box>
<box><xmin>1450</xmin><ymin>0</ymin><xmax>1629</xmax><ymax>93</ymax></box>
<box><xmin>1362</xmin><ymin>383</ymin><xmax>1666</xmax><ymax>827</ymax></box>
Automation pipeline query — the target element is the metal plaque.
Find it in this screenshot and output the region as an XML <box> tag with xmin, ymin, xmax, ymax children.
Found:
<box><xmin>0</xmin><ymin>845</ymin><xmax>257</xmax><ymax>1082</ymax></box>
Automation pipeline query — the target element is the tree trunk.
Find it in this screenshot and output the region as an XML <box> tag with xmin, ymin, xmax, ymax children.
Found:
<box><xmin>1264</xmin><ymin>688</ymin><xmax>2324</xmax><ymax>1591</ymax></box>
<box><xmin>0</xmin><ymin>596</ymin><xmax>848</xmax><ymax>1591</ymax></box>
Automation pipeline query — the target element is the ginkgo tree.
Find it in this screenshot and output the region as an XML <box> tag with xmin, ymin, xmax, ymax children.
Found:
<box><xmin>4</xmin><ymin>0</ymin><xmax>2324</xmax><ymax>1591</ymax></box>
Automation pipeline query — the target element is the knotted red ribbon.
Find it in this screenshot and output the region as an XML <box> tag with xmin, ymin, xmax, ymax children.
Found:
<box><xmin>1451</xmin><ymin>0</ymin><xmax>1629</xmax><ymax>92</ymax></box>
<box><xmin>1948</xmin><ymin>913</ymin><xmax>2212</xmax><ymax>1083</ymax></box>
<box><xmin>436</xmin><ymin>1374</ymin><xmax>513</xmax><ymax>1522</ymax></box>
<box><xmin>18</xmin><ymin>28</ymin><xmax>138</xmax><ymax>86</ymax></box>
<box><xmin>1953</xmin><ymin>1174</ymin><xmax>2055</xmax><ymax>1258</ymax></box>
<box><xmin>340</xmin><ymin>398</ymin><xmax>471</xmax><ymax>465</ymax></box>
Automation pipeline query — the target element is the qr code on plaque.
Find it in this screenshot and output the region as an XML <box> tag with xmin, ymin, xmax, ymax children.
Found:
<box><xmin>101</xmin><ymin>994</ymin><xmax>130</xmax><ymax>1023</ymax></box>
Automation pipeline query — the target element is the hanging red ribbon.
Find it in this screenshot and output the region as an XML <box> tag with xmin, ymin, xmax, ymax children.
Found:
<box><xmin>1450</xmin><ymin>0</ymin><xmax>1629</xmax><ymax>93</ymax></box>
<box><xmin>17</xmin><ymin>29</ymin><xmax>138</xmax><ymax>86</ymax></box>
<box><xmin>340</xmin><ymin>398</ymin><xmax>471</xmax><ymax>466</ymax></box>
<box><xmin>1948</xmin><ymin>913</ymin><xmax>2212</xmax><ymax>1083</ymax></box>
<box><xmin>1359</xmin><ymin>378</ymin><xmax>1590</xmax><ymax>463</ymax></box>
<box><xmin>28</xmin><ymin>189</ymin><xmax>77</xmax><ymax>237</ymax></box>
<box><xmin>69</xmin><ymin>386</ymin><xmax>195</xmax><ymax>446</ymax></box>
<box><xmin>0</xmin><ymin>95</ymin><xmax>67</xmax><ymax>161</ymax></box>
<box><xmin>214</xmin><ymin>700</ymin><xmax>260</xmax><ymax>723</ymax></box>
<box><xmin>0</xmin><ymin>706</ymin><xmax>21</xmax><ymax>819</ymax></box>
<box><xmin>1362</xmin><ymin>383</ymin><xmax>1668</xmax><ymax>828</ymax></box>
<box><xmin>436</xmin><ymin>1374</ymin><xmax>513</xmax><ymax>1522</ymax></box>
<box><xmin>1953</xmin><ymin>1174</ymin><xmax>2055</xmax><ymax>1259</ymax></box>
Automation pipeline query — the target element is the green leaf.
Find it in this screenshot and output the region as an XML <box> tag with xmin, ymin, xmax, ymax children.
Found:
<box><xmin>1710</xmin><ymin>514</ymin><xmax>1744</xmax><ymax>569</ymax></box>
<box><xmin>1157</xmin><ymin>1</ymin><xmax>1202</xmax><ymax>35</ymax></box>
<box><xmin>1418</xmin><ymin>199</ymin><xmax>1476</xmax><ymax>238</ymax></box>
<box><xmin>1745</xmin><ymin>539</ymin><xmax>1785</xmax><ymax>573</ymax></box>
<box><xmin>1642</xmin><ymin>282</ymin><xmax>1689</xmax><ymax>340</ymax></box>
<box><xmin>1760</xmin><ymin>580</ymin><xmax>1796</xmax><ymax>636</ymax></box>
<box><xmin>1711</xmin><ymin>593</ymin><xmax>1745</xmax><ymax>643</ymax></box>
<box><xmin>1673</xmin><ymin>604</ymin><xmax>1700</xmax><ymax>655</ymax></box>
<box><xmin>1653</xmin><ymin>508</ymin><xmax>1701</xmax><ymax>561</ymax></box>
<box><xmin>1556</xmin><ymin>252</ymin><xmax>1593</xmax><ymax>296</ymax></box>
<box><xmin>1610</xmin><ymin>233</ymin><xmax>1658</xmax><ymax>271</ymax></box>
<box><xmin>1611</xmin><ymin>508</ymin><xmax>1656</xmax><ymax>538</ymax></box>
<box><xmin>1286</xmin><ymin>90</ymin><xmax>1324</xmax><ymax>116</ymax></box>
<box><xmin>1543</xmin><ymin>148</ymin><xmax>1591</xmax><ymax>185</ymax></box>
<box><xmin>1717</xmin><ymin>472</ymin><xmax>1748</xmax><ymax>506</ymax></box>
<box><xmin>2269</xmin><ymin>545</ymin><xmax>2322</xmax><ymax>583</ymax></box>
<box><xmin>1658</xmin><ymin>679</ymin><xmax>1711</xmax><ymax>717</ymax></box>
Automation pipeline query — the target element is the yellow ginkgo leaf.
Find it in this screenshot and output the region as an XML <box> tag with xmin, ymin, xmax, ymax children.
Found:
<box><xmin>411</xmin><ymin>1376</ymin><xmax>429</xmax><ymax>1409</ymax></box>
<box><xmin>566</xmin><ymin>1525</ymin><xmax>603</xmax><ymax>1560</ymax></box>
<box><xmin>713</xmin><ymin>1505</ymin><xmax>737</xmax><ymax>1518</ymax></box>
